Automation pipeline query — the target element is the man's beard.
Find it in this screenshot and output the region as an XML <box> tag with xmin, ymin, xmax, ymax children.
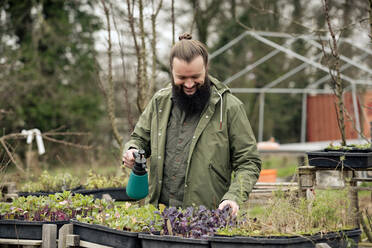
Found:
<box><xmin>172</xmin><ymin>76</ymin><xmax>211</xmax><ymax>116</ymax></box>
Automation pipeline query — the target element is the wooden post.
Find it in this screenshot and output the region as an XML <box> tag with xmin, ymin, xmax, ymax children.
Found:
<box><xmin>42</xmin><ymin>224</ymin><xmax>57</xmax><ymax>248</ymax></box>
<box><xmin>298</xmin><ymin>166</ymin><xmax>316</xmax><ymax>198</ymax></box>
<box><xmin>343</xmin><ymin>170</ymin><xmax>359</xmax><ymax>227</ymax></box>
<box><xmin>66</xmin><ymin>235</ymin><xmax>80</xmax><ymax>248</ymax></box>
<box><xmin>58</xmin><ymin>224</ymin><xmax>73</xmax><ymax>248</ymax></box>
<box><xmin>26</xmin><ymin>142</ymin><xmax>32</xmax><ymax>178</ymax></box>
<box><xmin>25</xmin><ymin>143</ymin><xmax>39</xmax><ymax>179</ymax></box>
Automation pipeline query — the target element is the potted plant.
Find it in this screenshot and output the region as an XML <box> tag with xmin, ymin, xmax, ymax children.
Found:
<box><xmin>72</xmin><ymin>203</ymin><xmax>161</xmax><ymax>247</ymax></box>
<box><xmin>139</xmin><ymin>205</ymin><xmax>234</xmax><ymax>248</ymax></box>
<box><xmin>73</xmin><ymin>170</ymin><xmax>133</xmax><ymax>201</ymax></box>
<box><xmin>18</xmin><ymin>171</ymin><xmax>81</xmax><ymax>197</ymax></box>
<box><xmin>210</xmin><ymin>190</ymin><xmax>361</xmax><ymax>248</ymax></box>
<box><xmin>306</xmin><ymin>0</ymin><xmax>372</xmax><ymax>169</ymax></box>
<box><xmin>0</xmin><ymin>191</ymin><xmax>99</xmax><ymax>239</ymax></box>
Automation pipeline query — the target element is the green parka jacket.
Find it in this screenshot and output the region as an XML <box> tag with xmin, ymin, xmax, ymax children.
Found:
<box><xmin>124</xmin><ymin>76</ymin><xmax>261</xmax><ymax>209</ymax></box>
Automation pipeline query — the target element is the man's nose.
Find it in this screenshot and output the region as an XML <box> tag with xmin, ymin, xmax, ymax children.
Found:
<box><xmin>184</xmin><ymin>78</ymin><xmax>194</xmax><ymax>88</ymax></box>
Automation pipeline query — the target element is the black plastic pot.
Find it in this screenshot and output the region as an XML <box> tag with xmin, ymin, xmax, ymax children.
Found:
<box><xmin>209</xmin><ymin>228</ymin><xmax>361</xmax><ymax>248</ymax></box>
<box><xmin>0</xmin><ymin>219</ymin><xmax>68</xmax><ymax>239</ymax></box>
<box><xmin>307</xmin><ymin>150</ymin><xmax>372</xmax><ymax>168</ymax></box>
<box><xmin>73</xmin><ymin>187</ymin><xmax>136</xmax><ymax>201</ymax></box>
<box><xmin>139</xmin><ymin>233</ymin><xmax>210</xmax><ymax>248</ymax></box>
<box><xmin>71</xmin><ymin>220</ymin><xmax>140</xmax><ymax>248</ymax></box>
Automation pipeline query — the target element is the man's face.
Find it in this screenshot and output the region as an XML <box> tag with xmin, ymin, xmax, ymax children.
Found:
<box><xmin>172</xmin><ymin>56</ymin><xmax>206</xmax><ymax>96</ymax></box>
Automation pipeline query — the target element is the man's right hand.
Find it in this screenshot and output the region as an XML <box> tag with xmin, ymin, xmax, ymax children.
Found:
<box><xmin>122</xmin><ymin>149</ymin><xmax>138</xmax><ymax>169</ymax></box>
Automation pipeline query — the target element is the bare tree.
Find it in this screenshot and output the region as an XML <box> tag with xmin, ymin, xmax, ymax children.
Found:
<box><xmin>110</xmin><ymin>3</ymin><xmax>135</xmax><ymax>132</ymax></box>
<box><xmin>369</xmin><ymin>0</ymin><xmax>372</xmax><ymax>40</ymax></box>
<box><xmin>126</xmin><ymin>0</ymin><xmax>163</xmax><ymax>113</ymax></box>
<box><xmin>98</xmin><ymin>0</ymin><xmax>124</xmax><ymax>153</ymax></box>
<box><xmin>189</xmin><ymin>0</ymin><xmax>224</xmax><ymax>43</ymax></box>
<box><xmin>149</xmin><ymin>0</ymin><xmax>163</xmax><ymax>99</ymax></box>
<box><xmin>322</xmin><ymin>0</ymin><xmax>347</xmax><ymax>146</ymax></box>
<box><xmin>171</xmin><ymin>0</ymin><xmax>175</xmax><ymax>45</ymax></box>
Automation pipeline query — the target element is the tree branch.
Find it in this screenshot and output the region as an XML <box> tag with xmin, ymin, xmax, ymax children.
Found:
<box><xmin>171</xmin><ymin>0</ymin><xmax>175</xmax><ymax>44</ymax></box>
<box><xmin>245</xmin><ymin>1</ymin><xmax>369</xmax><ymax>34</ymax></box>
<box><xmin>323</xmin><ymin>0</ymin><xmax>346</xmax><ymax>146</ymax></box>
<box><xmin>110</xmin><ymin>2</ymin><xmax>135</xmax><ymax>132</ymax></box>
<box><xmin>0</xmin><ymin>131</ymin><xmax>93</xmax><ymax>172</ymax></box>
<box><xmin>0</xmin><ymin>139</ymin><xmax>24</xmax><ymax>173</ymax></box>
<box><xmin>369</xmin><ymin>0</ymin><xmax>372</xmax><ymax>40</ymax></box>
<box><xmin>138</xmin><ymin>0</ymin><xmax>149</xmax><ymax>112</ymax></box>
<box><xmin>126</xmin><ymin>0</ymin><xmax>144</xmax><ymax>112</ymax></box>
<box><xmin>101</xmin><ymin>0</ymin><xmax>123</xmax><ymax>149</ymax></box>
<box><xmin>149</xmin><ymin>0</ymin><xmax>163</xmax><ymax>100</ymax></box>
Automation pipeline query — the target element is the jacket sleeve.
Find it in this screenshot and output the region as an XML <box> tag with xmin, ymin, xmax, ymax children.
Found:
<box><xmin>123</xmin><ymin>97</ymin><xmax>154</xmax><ymax>157</ymax></box>
<box><xmin>222</xmin><ymin>102</ymin><xmax>262</xmax><ymax>205</ymax></box>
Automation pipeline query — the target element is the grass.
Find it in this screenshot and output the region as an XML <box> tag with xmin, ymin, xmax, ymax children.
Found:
<box><xmin>220</xmin><ymin>189</ymin><xmax>355</xmax><ymax>236</ymax></box>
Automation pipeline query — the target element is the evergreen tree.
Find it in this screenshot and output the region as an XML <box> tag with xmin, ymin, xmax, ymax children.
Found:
<box><xmin>0</xmin><ymin>0</ymin><xmax>102</xmax><ymax>135</ymax></box>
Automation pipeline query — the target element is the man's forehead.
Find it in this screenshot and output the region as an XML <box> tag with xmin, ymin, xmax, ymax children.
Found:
<box><xmin>173</xmin><ymin>56</ymin><xmax>205</xmax><ymax>67</ymax></box>
<box><xmin>174</xmin><ymin>71</ymin><xmax>203</xmax><ymax>76</ymax></box>
<box><xmin>173</xmin><ymin>59</ymin><xmax>205</xmax><ymax>75</ymax></box>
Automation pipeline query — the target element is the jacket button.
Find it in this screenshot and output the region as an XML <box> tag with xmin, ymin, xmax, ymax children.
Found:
<box><xmin>206</xmin><ymin>115</ymin><xmax>209</xmax><ymax>118</ymax></box>
<box><xmin>158</xmin><ymin>132</ymin><xmax>161</xmax><ymax>136</ymax></box>
<box><xmin>185</xmin><ymin>184</ymin><xmax>188</xmax><ymax>187</ymax></box>
<box><xmin>158</xmin><ymin>156</ymin><xmax>161</xmax><ymax>159</ymax></box>
<box><xmin>159</xmin><ymin>109</ymin><xmax>162</xmax><ymax>112</ymax></box>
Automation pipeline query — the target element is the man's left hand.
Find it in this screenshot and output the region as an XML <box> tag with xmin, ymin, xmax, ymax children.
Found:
<box><xmin>218</xmin><ymin>200</ymin><xmax>239</xmax><ymax>216</ymax></box>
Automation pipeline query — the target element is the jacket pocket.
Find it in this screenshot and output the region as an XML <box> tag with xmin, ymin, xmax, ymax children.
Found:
<box><xmin>209</xmin><ymin>163</ymin><xmax>228</xmax><ymax>185</ymax></box>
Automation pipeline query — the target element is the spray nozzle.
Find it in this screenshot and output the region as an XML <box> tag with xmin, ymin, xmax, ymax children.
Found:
<box><xmin>132</xmin><ymin>149</ymin><xmax>147</xmax><ymax>175</ymax></box>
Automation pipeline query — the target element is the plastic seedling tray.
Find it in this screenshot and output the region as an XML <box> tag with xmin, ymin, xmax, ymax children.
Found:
<box><xmin>209</xmin><ymin>228</ymin><xmax>361</xmax><ymax>248</ymax></box>
<box><xmin>0</xmin><ymin>219</ymin><xmax>68</xmax><ymax>240</ymax></box>
<box><xmin>71</xmin><ymin>220</ymin><xmax>140</xmax><ymax>248</ymax></box>
<box><xmin>139</xmin><ymin>233</ymin><xmax>210</xmax><ymax>248</ymax></box>
<box><xmin>73</xmin><ymin>187</ymin><xmax>136</xmax><ymax>201</ymax></box>
<box><xmin>307</xmin><ymin>150</ymin><xmax>372</xmax><ymax>169</ymax></box>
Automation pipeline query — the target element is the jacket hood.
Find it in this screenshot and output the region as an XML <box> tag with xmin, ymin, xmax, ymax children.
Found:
<box><xmin>209</xmin><ymin>75</ymin><xmax>231</xmax><ymax>96</ymax></box>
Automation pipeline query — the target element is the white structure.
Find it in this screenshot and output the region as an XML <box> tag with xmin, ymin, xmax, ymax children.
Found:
<box><xmin>210</xmin><ymin>30</ymin><xmax>372</xmax><ymax>143</ymax></box>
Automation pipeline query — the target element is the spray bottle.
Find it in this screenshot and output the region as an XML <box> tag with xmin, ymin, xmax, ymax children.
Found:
<box><xmin>126</xmin><ymin>149</ymin><xmax>149</xmax><ymax>200</ymax></box>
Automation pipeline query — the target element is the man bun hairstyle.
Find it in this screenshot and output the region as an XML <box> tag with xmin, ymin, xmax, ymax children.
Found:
<box><xmin>179</xmin><ymin>33</ymin><xmax>192</xmax><ymax>40</ymax></box>
<box><xmin>170</xmin><ymin>32</ymin><xmax>208</xmax><ymax>70</ymax></box>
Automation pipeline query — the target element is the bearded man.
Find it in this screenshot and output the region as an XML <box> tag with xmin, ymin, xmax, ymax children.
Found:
<box><xmin>122</xmin><ymin>33</ymin><xmax>261</xmax><ymax>215</ymax></box>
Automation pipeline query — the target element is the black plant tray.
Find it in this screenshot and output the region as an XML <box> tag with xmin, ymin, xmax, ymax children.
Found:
<box><xmin>139</xmin><ymin>233</ymin><xmax>210</xmax><ymax>248</ymax></box>
<box><xmin>17</xmin><ymin>186</ymin><xmax>83</xmax><ymax>197</ymax></box>
<box><xmin>209</xmin><ymin>228</ymin><xmax>361</xmax><ymax>248</ymax></box>
<box><xmin>73</xmin><ymin>187</ymin><xmax>136</xmax><ymax>201</ymax></box>
<box><xmin>0</xmin><ymin>219</ymin><xmax>68</xmax><ymax>240</ymax></box>
<box><xmin>71</xmin><ymin>220</ymin><xmax>140</xmax><ymax>248</ymax></box>
<box><xmin>307</xmin><ymin>150</ymin><xmax>372</xmax><ymax>169</ymax></box>
<box><xmin>17</xmin><ymin>191</ymin><xmax>59</xmax><ymax>197</ymax></box>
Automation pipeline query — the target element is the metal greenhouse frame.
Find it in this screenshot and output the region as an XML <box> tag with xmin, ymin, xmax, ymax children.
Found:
<box><xmin>210</xmin><ymin>30</ymin><xmax>372</xmax><ymax>143</ymax></box>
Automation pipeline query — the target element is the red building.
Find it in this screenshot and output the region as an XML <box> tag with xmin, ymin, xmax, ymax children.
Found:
<box><xmin>307</xmin><ymin>92</ymin><xmax>371</xmax><ymax>142</ymax></box>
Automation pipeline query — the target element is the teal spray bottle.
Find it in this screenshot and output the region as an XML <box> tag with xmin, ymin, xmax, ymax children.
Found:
<box><xmin>126</xmin><ymin>149</ymin><xmax>149</xmax><ymax>200</ymax></box>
